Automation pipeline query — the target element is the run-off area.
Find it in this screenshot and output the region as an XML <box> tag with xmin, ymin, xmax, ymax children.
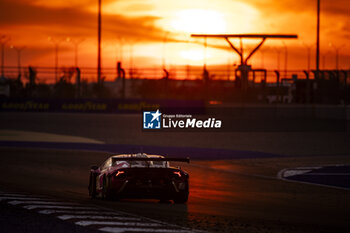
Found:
<box><xmin>279</xmin><ymin>165</ymin><xmax>350</xmax><ymax>190</ymax></box>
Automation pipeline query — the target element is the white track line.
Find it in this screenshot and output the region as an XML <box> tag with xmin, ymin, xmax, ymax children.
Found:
<box><xmin>23</xmin><ymin>205</ymin><xmax>96</xmax><ymax>210</ymax></box>
<box><xmin>0</xmin><ymin>197</ymin><xmax>46</xmax><ymax>201</ymax></box>
<box><xmin>8</xmin><ymin>200</ymin><xmax>78</xmax><ymax>205</ymax></box>
<box><xmin>282</xmin><ymin>169</ymin><xmax>312</xmax><ymax>177</ymax></box>
<box><xmin>75</xmin><ymin>221</ymin><xmax>162</xmax><ymax>227</ymax></box>
<box><xmin>0</xmin><ymin>191</ymin><xmax>203</xmax><ymax>233</ymax></box>
<box><xmin>58</xmin><ymin>215</ymin><xmax>140</xmax><ymax>221</ymax></box>
<box><xmin>297</xmin><ymin>173</ymin><xmax>350</xmax><ymax>176</ymax></box>
<box><xmin>38</xmin><ymin>209</ymin><xmax>120</xmax><ymax>215</ymax></box>
<box><xmin>0</xmin><ymin>193</ymin><xmax>31</xmax><ymax>197</ymax></box>
<box><xmin>100</xmin><ymin>227</ymin><xmax>193</xmax><ymax>233</ymax></box>
<box><xmin>277</xmin><ymin>167</ymin><xmax>350</xmax><ymax>191</ymax></box>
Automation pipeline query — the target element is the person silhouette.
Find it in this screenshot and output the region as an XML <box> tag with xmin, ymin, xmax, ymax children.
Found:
<box><xmin>117</xmin><ymin>62</ymin><xmax>125</xmax><ymax>80</ymax></box>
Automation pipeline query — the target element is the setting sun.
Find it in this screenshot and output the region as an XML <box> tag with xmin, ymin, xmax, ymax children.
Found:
<box><xmin>170</xmin><ymin>9</ymin><xmax>226</xmax><ymax>34</ymax></box>
<box><xmin>180</xmin><ymin>49</ymin><xmax>207</xmax><ymax>61</ymax></box>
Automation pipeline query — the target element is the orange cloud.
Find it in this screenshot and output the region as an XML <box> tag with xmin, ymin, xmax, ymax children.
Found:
<box><xmin>1</xmin><ymin>0</ymin><xmax>349</xmax><ymax>72</ymax></box>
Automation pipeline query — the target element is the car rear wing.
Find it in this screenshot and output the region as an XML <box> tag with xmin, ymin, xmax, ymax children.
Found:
<box><xmin>112</xmin><ymin>157</ymin><xmax>190</xmax><ymax>164</ymax></box>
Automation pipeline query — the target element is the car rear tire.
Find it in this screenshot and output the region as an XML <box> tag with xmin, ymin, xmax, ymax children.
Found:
<box><xmin>173</xmin><ymin>193</ymin><xmax>188</xmax><ymax>204</ymax></box>
<box><xmin>102</xmin><ymin>176</ymin><xmax>111</xmax><ymax>200</ymax></box>
<box><xmin>88</xmin><ymin>173</ymin><xmax>97</xmax><ymax>199</ymax></box>
<box><xmin>173</xmin><ymin>181</ymin><xmax>189</xmax><ymax>204</ymax></box>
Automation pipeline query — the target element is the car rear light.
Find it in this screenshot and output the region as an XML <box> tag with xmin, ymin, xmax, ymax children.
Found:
<box><xmin>115</xmin><ymin>171</ymin><xmax>125</xmax><ymax>177</ymax></box>
<box><xmin>173</xmin><ymin>171</ymin><xmax>181</xmax><ymax>177</ymax></box>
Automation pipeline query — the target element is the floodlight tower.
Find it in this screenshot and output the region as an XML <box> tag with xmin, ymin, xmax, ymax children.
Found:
<box><xmin>191</xmin><ymin>34</ymin><xmax>298</xmax><ymax>90</ymax></box>
<box><xmin>97</xmin><ymin>0</ymin><xmax>102</xmax><ymax>85</ymax></box>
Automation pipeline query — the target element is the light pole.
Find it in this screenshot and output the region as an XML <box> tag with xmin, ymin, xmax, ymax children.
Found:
<box><xmin>226</xmin><ymin>56</ymin><xmax>231</xmax><ymax>80</ymax></box>
<box><xmin>0</xmin><ymin>35</ymin><xmax>10</xmax><ymax>78</ymax></box>
<box><xmin>321</xmin><ymin>50</ymin><xmax>329</xmax><ymax>70</ymax></box>
<box><xmin>117</xmin><ymin>36</ymin><xmax>124</xmax><ymax>64</ymax></box>
<box><xmin>282</xmin><ymin>41</ymin><xmax>288</xmax><ymax>78</ymax></box>
<box><xmin>48</xmin><ymin>37</ymin><xmax>65</xmax><ymax>83</ymax></box>
<box><xmin>316</xmin><ymin>0</ymin><xmax>320</xmax><ymax>78</ymax></box>
<box><xmin>329</xmin><ymin>43</ymin><xmax>346</xmax><ymax>70</ymax></box>
<box><xmin>97</xmin><ymin>0</ymin><xmax>102</xmax><ymax>85</ymax></box>
<box><xmin>259</xmin><ymin>47</ymin><xmax>266</xmax><ymax>69</ymax></box>
<box><xmin>162</xmin><ymin>32</ymin><xmax>169</xmax><ymax>70</ymax></box>
<box><xmin>302</xmin><ymin>42</ymin><xmax>312</xmax><ymax>72</ymax></box>
<box><xmin>67</xmin><ymin>38</ymin><xmax>85</xmax><ymax>67</ymax></box>
<box><xmin>203</xmin><ymin>36</ymin><xmax>207</xmax><ymax>71</ymax></box>
<box><xmin>129</xmin><ymin>42</ymin><xmax>134</xmax><ymax>78</ymax></box>
<box><xmin>10</xmin><ymin>45</ymin><xmax>25</xmax><ymax>79</ymax></box>
<box><xmin>273</xmin><ymin>47</ymin><xmax>281</xmax><ymax>73</ymax></box>
<box><xmin>186</xmin><ymin>39</ymin><xmax>190</xmax><ymax>79</ymax></box>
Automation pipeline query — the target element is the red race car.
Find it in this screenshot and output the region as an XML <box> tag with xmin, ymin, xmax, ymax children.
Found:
<box><xmin>88</xmin><ymin>153</ymin><xmax>190</xmax><ymax>203</ymax></box>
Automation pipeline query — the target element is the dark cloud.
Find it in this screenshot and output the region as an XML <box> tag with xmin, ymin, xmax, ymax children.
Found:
<box><xmin>248</xmin><ymin>0</ymin><xmax>350</xmax><ymax>16</ymax></box>
<box><xmin>0</xmin><ymin>0</ymin><xmax>166</xmax><ymax>42</ymax></box>
<box><xmin>321</xmin><ymin>0</ymin><xmax>350</xmax><ymax>15</ymax></box>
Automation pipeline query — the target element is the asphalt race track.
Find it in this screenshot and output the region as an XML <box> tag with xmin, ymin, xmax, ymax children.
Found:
<box><xmin>1</xmin><ymin>112</ymin><xmax>350</xmax><ymax>156</ymax></box>
<box><xmin>1</xmin><ymin>112</ymin><xmax>350</xmax><ymax>233</ymax></box>
<box><xmin>0</xmin><ymin>190</ymin><xmax>199</xmax><ymax>233</ymax></box>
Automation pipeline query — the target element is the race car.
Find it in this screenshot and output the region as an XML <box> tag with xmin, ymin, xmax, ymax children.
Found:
<box><xmin>88</xmin><ymin>153</ymin><xmax>190</xmax><ymax>203</ymax></box>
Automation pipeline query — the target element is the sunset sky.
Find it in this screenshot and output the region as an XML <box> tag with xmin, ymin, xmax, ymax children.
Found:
<box><xmin>1</xmin><ymin>0</ymin><xmax>349</xmax><ymax>80</ymax></box>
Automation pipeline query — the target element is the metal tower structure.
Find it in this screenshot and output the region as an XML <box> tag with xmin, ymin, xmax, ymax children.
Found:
<box><xmin>191</xmin><ymin>34</ymin><xmax>298</xmax><ymax>90</ymax></box>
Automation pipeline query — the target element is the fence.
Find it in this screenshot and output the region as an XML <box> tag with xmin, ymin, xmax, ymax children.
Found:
<box><xmin>2</xmin><ymin>65</ymin><xmax>338</xmax><ymax>84</ymax></box>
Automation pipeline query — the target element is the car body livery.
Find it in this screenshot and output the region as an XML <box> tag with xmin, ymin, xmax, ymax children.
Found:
<box><xmin>88</xmin><ymin>153</ymin><xmax>189</xmax><ymax>203</ymax></box>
